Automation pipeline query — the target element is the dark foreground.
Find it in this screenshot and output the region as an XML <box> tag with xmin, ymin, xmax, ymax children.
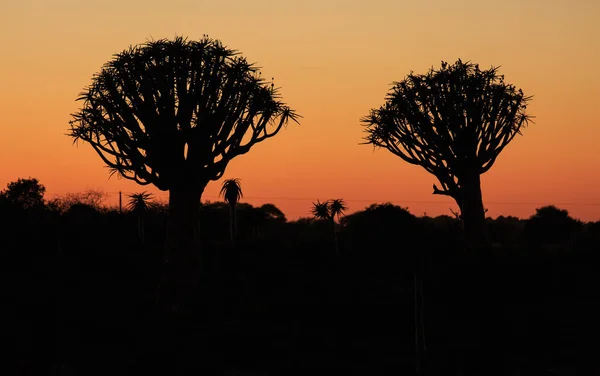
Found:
<box><xmin>2</xmin><ymin>206</ymin><xmax>596</xmax><ymax>375</ymax></box>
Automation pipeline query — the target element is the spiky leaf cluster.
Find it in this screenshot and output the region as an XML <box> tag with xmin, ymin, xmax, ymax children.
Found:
<box><xmin>220</xmin><ymin>178</ymin><xmax>243</xmax><ymax>207</ymax></box>
<box><xmin>127</xmin><ymin>191</ymin><xmax>154</xmax><ymax>213</ymax></box>
<box><xmin>310</xmin><ymin>198</ymin><xmax>348</xmax><ymax>222</ymax></box>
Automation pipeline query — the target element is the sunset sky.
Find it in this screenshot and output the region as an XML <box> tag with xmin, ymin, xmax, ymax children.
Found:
<box><xmin>1</xmin><ymin>0</ymin><xmax>599</xmax><ymax>221</ymax></box>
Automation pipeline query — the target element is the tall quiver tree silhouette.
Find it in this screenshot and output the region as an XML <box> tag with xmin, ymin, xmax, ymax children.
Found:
<box><xmin>69</xmin><ymin>36</ymin><xmax>299</xmax><ymax>311</ymax></box>
<box><xmin>362</xmin><ymin>60</ymin><xmax>532</xmax><ymax>250</ymax></box>
<box><xmin>219</xmin><ymin>178</ymin><xmax>243</xmax><ymax>241</ymax></box>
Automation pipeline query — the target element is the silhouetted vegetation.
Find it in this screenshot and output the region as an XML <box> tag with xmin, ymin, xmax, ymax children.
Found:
<box><xmin>220</xmin><ymin>178</ymin><xmax>244</xmax><ymax>241</ymax></box>
<box><xmin>362</xmin><ymin>60</ymin><xmax>533</xmax><ymax>251</ymax></box>
<box><xmin>68</xmin><ymin>36</ymin><xmax>300</xmax><ymax>312</ymax></box>
<box><xmin>2</xmin><ymin>178</ymin><xmax>593</xmax><ymax>375</ymax></box>
<box><xmin>2</xmin><ymin>41</ymin><xmax>589</xmax><ymax>375</ymax></box>
<box><xmin>310</xmin><ymin>198</ymin><xmax>347</xmax><ymax>254</ymax></box>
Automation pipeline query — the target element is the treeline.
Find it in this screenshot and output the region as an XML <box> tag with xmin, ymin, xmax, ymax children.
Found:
<box><xmin>1</xmin><ymin>178</ymin><xmax>597</xmax><ymax>257</ymax></box>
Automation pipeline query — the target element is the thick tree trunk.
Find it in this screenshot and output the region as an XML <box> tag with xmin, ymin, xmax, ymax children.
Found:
<box><xmin>455</xmin><ymin>174</ymin><xmax>488</xmax><ymax>375</ymax></box>
<box><xmin>459</xmin><ymin>173</ymin><xmax>489</xmax><ymax>251</ymax></box>
<box><xmin>413</xmin><ymin>253</ymin><xmax>428</xmax><ymax>375</ymax></box>
<box><xmin>157</xmin><ymin>186</ymin><xmax>203</xmax><ymax>312</ymax></box>
<box><xmin>419</xmin><ymin>261</ymin><xmax>427</xmax><ymax>351</ymax></box>
<box><xmin>414</xmin><ymin>268</ymin><xmax>422</xmax><ymax>375</ymax></box>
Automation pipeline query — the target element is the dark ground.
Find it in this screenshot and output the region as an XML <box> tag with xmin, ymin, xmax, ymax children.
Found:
<box><xmin>2</xmin><ymin>205</ymin><xmax>596</xmax><ymax>375</ymax></box>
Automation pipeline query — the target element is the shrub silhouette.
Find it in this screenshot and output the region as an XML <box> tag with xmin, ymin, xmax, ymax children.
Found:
<box><xmin>524</xmin><ymin>206</ymin><xmax>582</xmax><ymax>249</ymax></box>
<box><xmin>0</xmin><ymin>177</ymin><xmax>46</xmax><ymax>210</ymax></box>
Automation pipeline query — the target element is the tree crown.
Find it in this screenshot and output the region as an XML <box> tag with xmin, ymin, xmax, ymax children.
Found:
<box><xmin>361</xmin><ymin>59</ymin><xmax>532</xmax><ymax>199</ymax></box>
<box><xmin>0</xmin><ymin>178</ymin><xmax>46</xmax><ymax>210</ymax></box>
<box><xmin>69</xmin><ymin>36</ymin><xmax>300</xmax><ymax>191</ymax></box>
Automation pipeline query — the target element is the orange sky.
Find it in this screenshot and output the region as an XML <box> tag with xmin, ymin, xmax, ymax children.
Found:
<box><xmin>1</xmin><ymin>0</ymin><xmax>599</xmax><ymax>221</ymax></box>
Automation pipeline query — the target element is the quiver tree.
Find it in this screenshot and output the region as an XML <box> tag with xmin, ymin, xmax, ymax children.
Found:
<box><xmin>362</xmin><ymin>60</ymin><xmax>532</xmax><ymax>250</ymax></box>
<box><xmin>219</xmin><ymin>178</ymin><xmax>243</xmax><ymax>241</ymax></box>
<box><xmin>69</xmin><ymin>36</ymin><xmax>299</xmax><ymax>311</ymax></box>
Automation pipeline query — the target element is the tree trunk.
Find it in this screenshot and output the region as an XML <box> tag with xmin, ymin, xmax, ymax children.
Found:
<box><xmin>419</xmin><ymin>261</ymin><xmax>426</xmax><ymax>352</ymax></box>
<box><xmin>157</xmin><ymin>186</ymin><xmax>203</xmax><ymax>312</ymax></box>
<box><xmin>228</xmin><ymin>204</ymin><xmax>239</xmax><ymax>241</ymax></box>
<box><xmin>228</xmin><ymin>205</ymin><xmax>234</xmax><ymax>241</ymax></box>
<box><xmin>232</xmin><ymin>204</ymin><xmax>238</xmax><ymax>240</ymax></box>
<box><xmin>137</xmin><ymin>215</ymin><xmax>145</xmax><ymax>244</ymax></box>
<box><xmin>459</xmin><ymin>173</ymin><xmax>488</xmax><ymax>251</ymax></box>
<box><xmin>413</xmin><ymin>250</ymin><xmax>428</xmax><ymax>374</ymax></box>
<box><xmin>330</xmin><ymin>218</ymin><xmax>339</xmax><ymax>253</ymax></box>
<box><xmin>414</xmin><ymin>268</ymin><xmax>422</xmax><ymax>375</ymax></box>
<box><xmin>456</xmin><ymin>173</ymin><xmax>487</xmax><ymax>375</ymax></box>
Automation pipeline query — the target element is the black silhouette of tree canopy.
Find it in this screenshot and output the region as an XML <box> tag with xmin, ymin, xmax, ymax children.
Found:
<box><xmin>68</xmin><ymin>36</ymin><xmax>299</xmax><ymax>311</ymax></box>
<box><xmin>362</xmin><ymin>59</ymin><xmax>532</xmax><ymax>250</ymax></box>
<box><xmin>219</xmin><ymin>178</ymin><xmax>243</xmax><ymax>241</ymax></box>
<box><xmin>258</xmin><ymin>203</ymin><xmax>286</xmax><ymax>222</ymax></box>
<box><xmin>525</xmin><ymin>205</ymin><xmax>582</xmax><ymax>247</ymax></box>
<box><xmin>0</xmin><ymin>178</ymin><xmax>46</xmax><ymax>210</ymax></box>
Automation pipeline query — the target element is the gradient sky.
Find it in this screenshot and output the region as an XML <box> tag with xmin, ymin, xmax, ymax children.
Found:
<box><xmin>1</xmin><ymin>0</ymin><xmax>599</xmax><ymax>221</ymax></box>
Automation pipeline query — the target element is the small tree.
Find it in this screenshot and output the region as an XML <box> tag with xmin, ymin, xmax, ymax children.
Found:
<box><xmin>0</xmin><ymin>178</ymin><xmax>46</xmax><ymax>210</ymax></box>
<box><xmin>362</xmin><ymin>59</ymin><xmax>532</xmax><ymax>250</ymax></box>
<box><xmin>259</xmin><ymin>203</ymin><xmax>286</xmax><ymax>222</ymax></box>
<box><xmin>248</xmin><ymin>203</ymin><xmax>286</xmax><ymax>238</ymax></box>
<box><xmin>69</xmin><ymin>36</ymin><xmax>299</xmax><ymax>311</ymax></box>
<box><xmin>127</xmin><ymin>191</ymin><xmax>154</xmax><ymax>243</ymax></box>
<box><xmin>219</xmin><ymin>178</ymin><xmax>243</xmax><ymax>241</ymax></box>
<box><xmin>525</xmin><ymin>206</ymin><xmax>582</xmax><ymax>249</ymax></box>
<box><xmin>310</xmin><ymin>199</ymin><xmax>347</xmax><ymax>253</ymax></box>
<box><xmin>329</xmin><ymin>199</ymin><xmax>348</xmax><ymax>225</ymax></box>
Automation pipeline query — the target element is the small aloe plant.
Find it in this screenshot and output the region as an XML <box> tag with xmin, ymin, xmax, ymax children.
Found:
<box><xmin>127</xmin><ymin>191</ymin><xmax>153</xmax><ymax>243</ymax></box>
<box><xmin>220</xmin><ymin>178</ymin><xmax>243</xmax><ymax>241</ymax></box>
<box><xmin>310</xmin><ymin>198</ymin><xmax>348</xmax><ymax>253</ymax></box>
